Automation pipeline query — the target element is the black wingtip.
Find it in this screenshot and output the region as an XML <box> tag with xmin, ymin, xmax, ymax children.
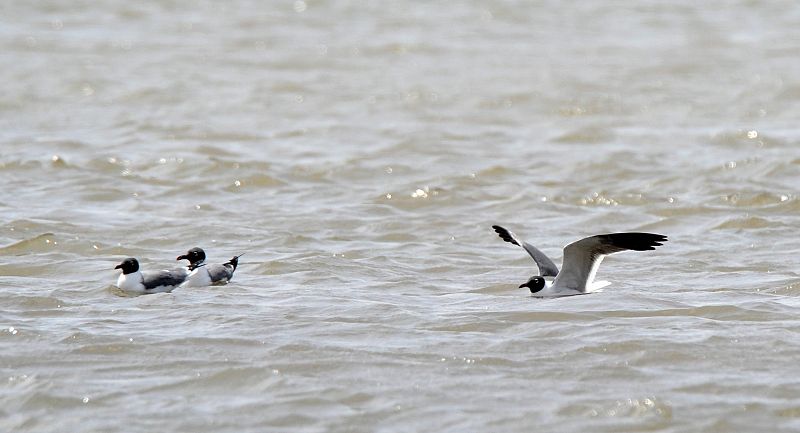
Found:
<box><xmin>225</xmin><ymin>253</ymin><xmax>244</xmax><ymax>271</ymax></box>
<box><xmin>492</xmin><ymin>225</ymin><xmax>520</xmax><ymax>246</ymax></box>
<box><xmin>604</xmin><ymin>233</ymin><xmax>668</xmax><ymax>251</ymax></box>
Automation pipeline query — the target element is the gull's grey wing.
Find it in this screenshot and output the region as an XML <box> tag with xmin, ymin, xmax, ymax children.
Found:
<box><xmin>170</xmin><ymin>266</ymin><xmax>190</xmax><ymax>278</ymax></box>
<box><xmin>205</xmin><ymin>263</ymin><xmax>235</xmax><ymax>284</ymax></box>
<box><xmin>492</xmin><ymin>225</ymin><xmax>559</xmax><ymax>277</ymax></box>
<box><xmin>141</xmin><ymin>269</ymin><xmax>187</xmax><ymax>290</ymax></box>
<box><xmin>552</xmin><ymin>232</ymin><xmax>667</xmax><ymax>292</ymax></box>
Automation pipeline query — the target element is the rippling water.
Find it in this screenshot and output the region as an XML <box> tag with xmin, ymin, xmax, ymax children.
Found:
<box><xmin>2</xmin><ymin>1</ymin><xmax>800</xmax><ymax>432</ymax></box>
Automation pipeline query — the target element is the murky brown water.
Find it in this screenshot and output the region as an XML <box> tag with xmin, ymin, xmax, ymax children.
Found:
<box><xmin>2</xmin><ymin>1</ymin><xmax>800</xmax><ymax>432</ymax></box>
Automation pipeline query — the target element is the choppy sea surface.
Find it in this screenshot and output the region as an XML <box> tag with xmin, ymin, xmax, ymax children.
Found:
<box><xmin>2</xmin><ymin>1</ymin><xmax>800</xmax><ymax>432</ymax></box>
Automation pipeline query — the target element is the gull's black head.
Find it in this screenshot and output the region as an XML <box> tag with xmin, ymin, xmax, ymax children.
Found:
<box><xmin>177</xmin><ymin>247</ymin><xmax>206</xmax><ymax>266</ymax></box>
<box><xmin>519</xmin><ymin>276</ymin><xmax>546</xmax><ymax>294</ymax></box>
<box><xmin>114</xmin><ymin>257</ymin><xmax>139</xmax><ymax>274</ymax></box>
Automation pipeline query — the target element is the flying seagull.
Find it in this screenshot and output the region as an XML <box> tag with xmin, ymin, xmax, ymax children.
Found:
<box><xmin>114</xmin><ymin>257</ymin><xmax>187</xmax><ymax>294</ymax></box>
<box><xmin>176</xmin><ymin>247</ymin><xmax>243</xmax><ymax>287</ymax></box>
<box><xmin>492</xmin><ymin>225</ymin><xmax>667</xmax><ymax>297</ymax></box>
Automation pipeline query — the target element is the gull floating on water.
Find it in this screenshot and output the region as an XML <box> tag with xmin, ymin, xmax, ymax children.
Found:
<box><xmin>176</xmin><ymin>247</ymin><xmax>242</xmax><ymax>287</ymax></box>
<box><xmin>492</xmin><ymin>225</ymin><xmax>667</xmax><ymax>297</ymax></box>
<box><xmin>114</xmin><ymin>257</ymin><xmax>188</xmax><ymax>294</ymax></box>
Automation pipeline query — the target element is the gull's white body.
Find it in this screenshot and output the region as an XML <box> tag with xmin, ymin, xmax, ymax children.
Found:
<box><xmin>176</xmin><ymin>248</ymin><xmax>241</xmax><ymax>288</ymax></box>
<box><xmin>116</xmin><ymin>271</ymin><xmax>147</xmax><ymax>293</ymax></box>
<box><xmin>179</xmin><ymin>255</ymin><xmax>240</xmax><ymax>287</ymax></box>
<box><xmin>180</xmin><ymin>263</ymin><xmax>236</xmax><ymax>287</ymax></box>
<box><xmin>114</xmin><ymin>257</ymin><xmax>189</xmax><ymax>294</ymax></box>
<box><xmin>535</xmin><ymin>279</ymin><xmax>611</xmax><ymax>297</ymax></box>
<box><xmin>115</xmin><ymin>269</ymin><xmax>185</xmax><ymax>294</ymax></box>
<box><xmin>181</xmin><ymin>266</ymin><xmax>214</xmax><ymax>288</ymax></box>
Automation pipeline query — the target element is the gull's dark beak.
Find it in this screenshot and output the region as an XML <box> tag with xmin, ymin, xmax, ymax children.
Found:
<box><xmin>176</xmin><ymin>254</ymin><xmax>188</xmax><ymax>261</ymax></box>
<box><xmin>114</xmin><ymin>263</ymin><xmax>123</xmax><ymax>270</ymax></box>
<box><xmin>518</xmin><ymin>282</ymin><xmax>528</xmax><ymax>289</ymax></box>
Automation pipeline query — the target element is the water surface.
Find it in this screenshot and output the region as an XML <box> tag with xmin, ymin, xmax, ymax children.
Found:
<box><xmin>2</xmin><ymin>1</ymin><xmax>800</xmax><ymax>432</ymax></box>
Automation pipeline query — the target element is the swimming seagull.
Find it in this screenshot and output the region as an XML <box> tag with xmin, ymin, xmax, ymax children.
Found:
<box><xmin>492</xmin><ymin>225</ymin><xmax>667</xmax><ymax>297</ymax></box>
<box><xmin>176</xmin><ymin>247</ymin><xmax>243</xmax><ymax>287</ymax></box>
<box><xmin>114</xmin><ymin>257</ymin><xmax>188</xmax><ymax>294</ymax></box>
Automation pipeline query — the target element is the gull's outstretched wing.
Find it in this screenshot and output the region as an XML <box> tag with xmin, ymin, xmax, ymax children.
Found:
<box><xmin>552</xmin><ymin>232</ymin><xmax>667</xmax><ymax>292</ymax></box>
<box><xmin>492</xmin><ymin>225</ymin><xmax>559</xmax><ymax>277</ymax></box>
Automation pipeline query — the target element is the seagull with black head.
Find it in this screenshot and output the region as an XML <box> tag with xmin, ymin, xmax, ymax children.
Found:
<box><xmin>492</xmin><ymin>225</ymin><xmax>667</xmax><ymax>297</ymax></box>
<box><xmin>176</xmin><ymin>247</ymin><xmax>243</xmax><ymax>287</ymax></box>
<box><xmin>114</xmin><ymin>257</ymin><xmax>187</xmax><ymax>294</ymax></box>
